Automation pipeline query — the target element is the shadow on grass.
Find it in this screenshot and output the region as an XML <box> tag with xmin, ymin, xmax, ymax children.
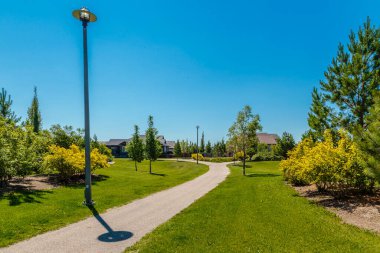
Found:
<box><xmin>0</xmin><ymin>189</ymin><xmax>52</xmax><ymax>206</ymax></box>
<box><xmin>245</xmin><ymin>173</ymin><xmax>280</xmax><ymax>178</ymax></box>
<box><xmin>88</xmin><ymin>205</ymin><xmax>133</xmax><ymax>242</ymax></box>
<box><xmin>150</xmin><ymin>173</ymin><xmax>166</xmax><ymax>177</ymax></box>
<box><xmin>65</xmin><ymin>174</ymin><xmax>110</xmax><ymax>189</ymax></box>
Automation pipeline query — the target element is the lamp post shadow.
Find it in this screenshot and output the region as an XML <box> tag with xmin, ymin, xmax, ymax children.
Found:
<box><xmin>88</xmin><ymin>205</ymin><xmax>133</xmax><ymax>242</ymax></box>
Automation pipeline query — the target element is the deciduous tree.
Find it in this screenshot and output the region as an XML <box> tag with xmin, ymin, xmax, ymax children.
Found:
<box><xmin>127</xmin><ymin>125</ymin><xmax>144</xmax><ymax>171</ymax></box>
<box><xmin>145</xmin><ymin>115</ymin><xmax>160</xmax><ymax>173</ymax></box>
<box><xmin>228</xmin><ymin>105</ymin><xmax>262</xmax><ymax>175</ymax></box>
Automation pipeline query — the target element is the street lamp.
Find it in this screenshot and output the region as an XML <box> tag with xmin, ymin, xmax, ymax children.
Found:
<box><xmin>196</xmin><ymin>126</ymin><xmax>199</xmax><ymax>164</ymax></box>
<box><xmin>72</xmin><ymin>7</ymin><xmax>97</xmax><ymax>206</ymax></box>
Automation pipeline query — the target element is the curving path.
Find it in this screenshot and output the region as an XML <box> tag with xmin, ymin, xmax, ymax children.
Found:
<box><xmin>1</xmin><ymin>161</ymin><xmax>230</xmax><ymax>253</ymax></box>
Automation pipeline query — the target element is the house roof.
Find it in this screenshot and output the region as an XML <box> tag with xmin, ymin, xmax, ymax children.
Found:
<box><xmin>166</xmin><ymin>141</ymin><xmax>176</xmax><ymax>149</ymax></box>
<box><xmin>257</xmin><ymin>133</ymin><xmax>279</xmax><ymax>145</ymax></box>
<box><xmin>104</xmin><ymin>139</ymin><xmax>129</xmax><ymax>146</ymax></box>
<box><xmin>104</xmin><ymin>135</ymin><xmax>175</xmax><ymax>147</ymax></box>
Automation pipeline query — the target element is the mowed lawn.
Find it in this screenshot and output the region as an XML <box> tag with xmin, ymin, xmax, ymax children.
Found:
<box><xmin>0</xmin><ymin>159</ymin><xmax>208</xmax><ymax>247</ymax></box>
<box><xmin>126</xmin><ymin>161</ymin><xmax>380</xmax><ymax>253</ymax></box>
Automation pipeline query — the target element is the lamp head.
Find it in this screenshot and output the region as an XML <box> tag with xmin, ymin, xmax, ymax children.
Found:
<box><xmin>73</xmin><ymin>7</ymin><xmax>97</xmax><ymax>22</ymax></box>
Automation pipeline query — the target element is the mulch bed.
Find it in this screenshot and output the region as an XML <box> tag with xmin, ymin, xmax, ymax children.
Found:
<box><xmin>293</xmin><ymin>184</ymin><xmax>380</xmax><ymax>234</ymax></box>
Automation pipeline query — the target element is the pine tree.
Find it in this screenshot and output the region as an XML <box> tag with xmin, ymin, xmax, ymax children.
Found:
<box><xmin>274</xmin><ymin>132</ymin><xmax>296</xmax><ymax>159</ymax></box>
<box><xmin>200</xmin><ymin>132</ymin><xmax>205</xmax><ymax>153</ymax></box>
<box><xmin>27</xmin><ymin>87</ymin><xmax>42</xmax><ymax>133</ymax></box>
<box><xmin>320</xmin><ymin>17</ymin><xmax>380</xmax><ymax>133</ymax></box>
<box><xmin>307</xmin><ymin>88</ymin><xmax>334</xmax><ymax>140</ymax></box>
<box><xmin>358</xmin><ymin>92</ymin><xmax>380</xmax><ymax>181</ymax></box>
<box><xmin>145</xmin><ymin>115</ymin><xmax>160</xmax><ymax>174</ymax></box>
<box><xmin>205</xmin><ymin>141</ymin><xmax>212</xmax><ymax>155</ymax></box>
<box><xmin>127</xmin><ymin>125</ymin><xmax>144</xmax><ymax>171</ymax></box>
<box><xmin>0</xmin><ymin>88</ymin><xmax>20</xmax><ymax>123</ymax></box>
<box><xmin>173</xmin><ymin>140</ymin><xmax>182</xmax><ymax>160</ymax></box>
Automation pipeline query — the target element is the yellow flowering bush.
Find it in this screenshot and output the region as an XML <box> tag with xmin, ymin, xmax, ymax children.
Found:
<box><xmin>43</xmin><ymin>144</ymin><xmax>109</xmax><ymax>180</ymax></box>
<box><xmin>233</xmin><ymin>151</ymin><xmax>249</xmax><ymax>161</ymax></box>
<box><xmin>191</xmin><ymin>153</ymin><xmax>204</xmax><ymax>161</ymax></box>
<box><xmin>280</xmin><ymin>130</ymin><xmax>374</xmax><ymax>193</ymax></box>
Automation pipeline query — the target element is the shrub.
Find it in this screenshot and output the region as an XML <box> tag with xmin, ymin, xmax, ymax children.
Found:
<box><xmin>252</xmin><ymin>151</ymin><xmax>282</xmax><ymax>162</ymax></box>
<box><xmin>280</xmin><ymin>130</ymin><xmax>375</xmax><ymax>193</ymax></box>
<box><xmin>43</xmin><ymin>144</ymin><xmax>109</xmax><ymax>180</ymax></box>
<box><xmin>234</xmin><ymin>151</ymin><xmax>249</xmax><ymax>161</ymax></box>
<box><xmin>0</xmin><ymin>119</ymin><xmax>50</xmax><ymax>186</ymax></box>
<box><xmin>203</xmin><ymin>157</ymin><xmax>234</xmax><ymax>163</ymax></box>
<box><xmin>191</xmin><ymin>153</ymin><xmax>204</xmax><ymax>161</ymax></box>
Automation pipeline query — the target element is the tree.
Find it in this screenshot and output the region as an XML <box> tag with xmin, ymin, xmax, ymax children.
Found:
<box><xmin>127</xmin><ymin>125</ymin><xmax>144</xmax><ymax>171</ymax></box>
<box><xmin>358</xmin><ymin>92</ymin><xmax>380</xmax><ymax>181</ymax></box>
<box><xmin>173</xmin><ymin>140</ymin><xmax>182</xmax><ymax>160</ymax></box>
<box><xmin>307</xmin><ymin>88</ymin><xmax>335</xmax><ymax>141</ymax></box>
<box><xmin>50</xmin><ymin>125</ymin><xmax>84</xmax><ymax>149</ymax></box>
<box><xmin>0</xmin><ymin>88</ymin><xmax>20</xmax><ymax>123</ymax></box>
<box><xmin>27</xmin><ymin>86</ymin><xmax>42</xmax><ymax>133</ymax></box>
<box><xmin>228</xmin><ymin>105</ymin><xmax>262</xmax><ymax>175</ymax></box>
<box><xmin>274</xmin><ymin>132</ymin><xmax>296</xmax><ymax>159</ymax></box>
<box><xmin>205</xmin><ymin>141</ymin><xmax>212</xmax><ymax>155</ymax></box>
<box><xmin>320</xmin><ymin>18</ymin><xmax>380</xmax><ymax>134</ymax></box>
<box><xmin>145</xmin><ymin>115</ymin><xmax>160</xmax><ymax>173</ymax></box>
<box><xmin>180</xmin><ymin>140</ymin><xmax>190</xmax><ymax>157</ymax></box>
<box><xmin>200</xmin><ymin>132</ymin><xmax>205</xmax><ymax>153</ymax></box>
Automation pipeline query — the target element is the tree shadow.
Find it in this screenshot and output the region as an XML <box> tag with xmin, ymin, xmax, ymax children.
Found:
<box><xmin>65</xmin><ymin>174</ymin><xmax>110</xmax><ymax>189</ymax></box>
<box><xmin>245</xmin><ymin>173</ymin><xmax>280</xmax><ymax>178</ymax></box>
<box><xmin>0</xmin><ymin>188</ymin><xmax>52</xmax><ymax>206</ymax></box>
<box><xmin>150</xmin><ymin>173</ymin><xmax>166</xmax><ymax>177</ymax></box>
<box><xmin>88</xmin><ymin>205</ymin><xmax>133</xmax><ymax>242</ymax></box>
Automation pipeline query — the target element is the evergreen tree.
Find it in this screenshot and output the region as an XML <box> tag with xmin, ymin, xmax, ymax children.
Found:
<box><xmin>307</xmin><ymin>88</ymin><xmax>334</xmax><ymax>140</ymax></box>
<box><xmin>320</xmin><ymin>18</ymin><xmax>380</xmax><ymax>133</ymax></box>
<box><xmin>27</xmin><ymin>87</ymin><xmax>42</xmax><ymax>133</ymax></box>
<box><xmin>127</xmin><ymin>125</ymin><xmax>145</xmax><ymax>171</ymax></box>
<box><xmin>0</xmin><ymin>88</ymin><xmax>20</xmax><ymax>123</ymax></box>
<box><xmin>205</xmin><ymin>141</ymin><xmax>212</xmax><ymax>155</ymax></box>
<box><xmin>173</xmin><ymin>140</ymin><xmax>182</xmax><ymax>160</ymax></box>
<box><xmin>274</xmin><ymin>132</ymin><xmax>296</xmax><ymax>159</ymax></box>
<box><xmin>200</xmin><ymin>132</ymin><xmax>205</xmax><ymax>153</ymax></box>
<box><xmin>145</xmin><ymin>115</ymin><xmax>160</xmax><ymax>173</ymax></box>
<box><xmin>358</xmin><ymin>92</ymin><xmax>380</xmax><ymax>181</ymax></box>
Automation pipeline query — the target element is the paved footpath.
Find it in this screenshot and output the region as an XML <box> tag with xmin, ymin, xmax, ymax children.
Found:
<box><xmin>1</xmin><ymin>161</ymin><xmax>230</xmax><ymax>253</ymax></box>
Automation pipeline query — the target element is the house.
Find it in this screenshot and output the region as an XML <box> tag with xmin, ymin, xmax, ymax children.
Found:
<box><xmin>102</xmin><ymin>139</ymin><xmax>128</xmax><ymax>158</ymax></box>
<box><xmin>256</xmin><ymin>133</ymin><xmax>279</xmax><ymax>149</ymax></box>
<box><xmin>103</xmin><ymin>135</ymin><xmax>175</xmax><ymax>158</ymax></box>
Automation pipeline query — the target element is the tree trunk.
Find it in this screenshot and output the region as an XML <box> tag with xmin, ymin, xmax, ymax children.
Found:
<box><xmin>149</xmin><ymin>160</ymin><xmax>152</xmax><ymax>174</ymax></box>
<box><xmin>135</xmin><ymin>160</ymin><xmax>137</xmax><ymax>171</ymax></box>
<box><xmin>243</xmin><ymin>148</ymin><xmax>246</xmax><ymax>176</ymax></box>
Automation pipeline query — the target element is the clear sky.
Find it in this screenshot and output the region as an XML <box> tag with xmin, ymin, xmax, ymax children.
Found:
<box><xmin>1</xmin><ymin>0</ymin><xmax>379</xmax><ymax>143</ymax></box>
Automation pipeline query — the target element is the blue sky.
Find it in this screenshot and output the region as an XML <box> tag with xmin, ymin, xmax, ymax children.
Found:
<box><xmin>1</xmin><ymin>0</ymin><xmax>379</xmax><ymax>143</ymax></box>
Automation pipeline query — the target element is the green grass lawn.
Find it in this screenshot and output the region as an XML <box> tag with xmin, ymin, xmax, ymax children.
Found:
<box><xmin>0</xmin><ymin>159</ymin><xmax>207</xmax><ymax>247</ymax></box>
<box><xmin>126</xmin><ymin>161</ymin><xmax>380</xmax><ymax>253</ymax></box>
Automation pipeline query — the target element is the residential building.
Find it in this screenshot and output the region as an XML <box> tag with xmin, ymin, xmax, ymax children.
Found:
<box><xmin>103</xmin><ymin>135</ymin><xmax>175</xmax><ymax>158</ymax></box>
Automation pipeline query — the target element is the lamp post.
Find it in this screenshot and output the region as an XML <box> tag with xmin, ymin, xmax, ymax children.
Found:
<box><xmin>72</xmin><ymin>7</ymin><xmax>97</xmax><ymax>206</ymax></box>
<box><xmin>196</xmin><ymin>126</ymin><xmax>199</xmax><ymax>164</ymax></box>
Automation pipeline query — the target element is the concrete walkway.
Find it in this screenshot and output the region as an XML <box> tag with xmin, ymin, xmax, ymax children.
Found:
<box><xmin>1</xmin><ymin>161</ymin><xmax>230</xmax><ymax>253</ymax></box>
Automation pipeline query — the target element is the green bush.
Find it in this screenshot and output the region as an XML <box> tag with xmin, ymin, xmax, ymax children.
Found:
<box><xmin>203</xmin><ymin>157</ymin><xmax>234</xmax><ymax>163</ymax></box>
<box><xmin>252</xmin><ymin>151</ymin><xmax>282</xmax><ymax>161</ymax></box>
